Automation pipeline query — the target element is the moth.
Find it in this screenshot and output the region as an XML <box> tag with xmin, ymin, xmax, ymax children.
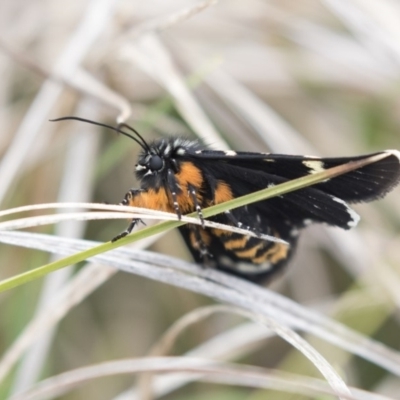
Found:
<box><xmin>53</xmin><ymin>117</ymin><xmax>400</xmax><ymax>283</ymax></box>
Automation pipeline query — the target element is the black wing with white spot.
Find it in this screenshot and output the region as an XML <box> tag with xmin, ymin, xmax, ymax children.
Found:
<box><xmin>190</xmin><ymin>149</ymin><xmax>400</xmax><ymax>203</ymax></box>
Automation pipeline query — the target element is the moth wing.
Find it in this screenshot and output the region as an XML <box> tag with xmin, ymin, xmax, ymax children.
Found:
<box><xmin>189</xmin><ymin>150</ymin><xmax>400</xmax><ymax>203</ymax></box>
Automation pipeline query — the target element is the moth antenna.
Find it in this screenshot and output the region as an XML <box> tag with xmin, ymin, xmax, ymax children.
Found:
<box><xmin>117</xmin><ymin>122</ymin><xmax>152</xmax><ymax>153</ymax></box>
<box><xmin>50</xmin><ymin>116</ymin><xmax>148</xmax><ymax>151</ymax></box>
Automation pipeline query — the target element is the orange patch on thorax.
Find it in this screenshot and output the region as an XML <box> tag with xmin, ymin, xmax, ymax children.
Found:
<box><xmin>174</xmin><ymin>162</ymin><xmax>204</xmax><ymax>212</ymax></box>
<box><xmin>214</xmin><ymin>181</ymin><xmax>233</xmax><ymax>204</ymax></box>
<box><xmin>128</xmin><ymin>163</ymin><xmax>234</xmax><ymax>215</ymax></box>
<box><xmin>128</xmin><ymin>162</ymin><xmax>205</xmax><ymax>214</ymax></box>
<box><xmin>175</xmin><ymin>162</ymin><xmax>203</xmax><ymax>189</ymax></box>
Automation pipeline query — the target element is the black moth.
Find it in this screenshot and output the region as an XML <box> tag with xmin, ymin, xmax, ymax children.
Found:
<box><xmin>53</xmin><ymin>117</ymin><xmax>400</xmax><ymax>283</ymax></box>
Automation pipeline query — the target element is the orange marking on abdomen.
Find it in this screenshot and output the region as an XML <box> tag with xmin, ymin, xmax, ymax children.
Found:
<box><xmin>211</xmin><ymin>228</ymin><xmax>231</xmax><ymax>237</ymax></box>
<box><xmin>252</xmin><ymin>243</ymin><xmax>289</xmax><ymax>264</ymax></box>
<box><xmin>223</xmin><ymin>236</ymin><xmax>249</xmax><ymax>250</ymax></box>
<box><xmin>234</xmin><ymin>242</ymin><xmax>264</xmax><ymax>259</ymax></box>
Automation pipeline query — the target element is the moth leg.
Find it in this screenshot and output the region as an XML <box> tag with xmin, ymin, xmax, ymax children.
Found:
<box><xmin>189</xmin><ymin>225</ymin><xmax>212</xmax><ymax>264</ymax></box>
<box><xmin>223</xmin><ymin>210</ymin><xmax>241</xmax><ymax>228</ymax></box>
<box><xmin>119</xmin><ymin>188</ymin><xmax>143</xmax><ymax>206</ymax></box>
<box><xmin>112</xmin><ymin>189</ymin><xmax>143</xmax><ymax>242</ymax></box>
<box><xmin>188</xmin><ymin>184</ymin><xmax>205</xmax><ymax>227</ymax></box>
<box><xmin>112</xmin><ymin>219</ymin><xmax>139</xmax><ymax>242</ymax></box>
<box><xmin>167</xmin><ymin>169</ymin><xmax>182</xmax><ymax>219</ymax></box>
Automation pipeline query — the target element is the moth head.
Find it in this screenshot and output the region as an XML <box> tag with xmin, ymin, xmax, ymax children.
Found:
<box><xmin>135</xmin><ymin>138</ymin><xmax>186</xmax><ymax>179</ymax></box>
<box><xmin>135</xmin><ymin>151</ymin><xmax>165</xmax><ymax>177</ymax></box>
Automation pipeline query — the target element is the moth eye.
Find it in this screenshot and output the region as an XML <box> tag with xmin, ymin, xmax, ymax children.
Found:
<box><xmin>149</xmin><ymin>155</ymin><xmax>163</xmax><ymax>171</ymax></box>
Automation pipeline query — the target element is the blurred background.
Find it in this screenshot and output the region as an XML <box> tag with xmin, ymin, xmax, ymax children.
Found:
<box><xmin>0</xmin><ymin>0</ymin><xmax>400</xmax><ymax>399</ymax></box>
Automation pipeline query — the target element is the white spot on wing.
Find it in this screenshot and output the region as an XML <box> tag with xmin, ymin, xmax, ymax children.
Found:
<box><xmin>385</xmin><ymin>149</ymin><xmax>400</xmax><ymax>162</ymax></box>
<box><xmin>224</xmin><ymin>150</ymin><xmax>237</xmax><ymax>156</ymax></box>
<box><xmin>176</xmin><ymin>148</ymin><xmax>186</xmax><ymax>155</ymax></box>
<box><xmin>332</xmin><ymin>197</ymin><xmax>360</xmax><ymax>227</ymax></box>
<box><xmin>303</xmin><ymin>160</ymin><xmax>325</xmax><ymax>174</ymax></box>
